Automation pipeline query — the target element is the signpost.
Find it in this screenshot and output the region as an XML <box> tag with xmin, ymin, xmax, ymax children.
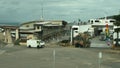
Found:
<box><xmin>98</xmin><ymin>52</ymin><xmax>102</xmax><ymax>68</ymax></box>
<box><xmin>53</xmin><ymin>50</ymin><xmax>56</xmax><ymax>68</ymax></box>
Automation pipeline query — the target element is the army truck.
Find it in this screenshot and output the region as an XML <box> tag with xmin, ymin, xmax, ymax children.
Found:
<box><xmin>74</xmin><ymin>32</ymin><xmax>91</xmax><ymax>48</ymax></box>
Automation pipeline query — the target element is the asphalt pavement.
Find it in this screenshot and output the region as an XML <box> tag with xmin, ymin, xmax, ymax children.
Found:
<box><xmin>91</xmin><ymin>36</ymin><xmax>110</xmax><ymax>48</ymax></box>
<box><xmin>0</xmin><ymin>36</ymin><xmax>120</xmax><ymax>68</ymax></box>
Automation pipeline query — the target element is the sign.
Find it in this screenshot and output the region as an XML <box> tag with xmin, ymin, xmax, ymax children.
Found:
<box><xmin>106</xmin><ymin>23</ymin><xmax>108</xmax><ymax>28</ymax></box>
<box><xmin>99</xmin><ymin>52</ymin><xmax>102</xmax><ymax>59</ymax></box>
<box><xmin>105</xmin><ymin>23</ymin><xmax>109</xmax><ymax>37</ymax></box>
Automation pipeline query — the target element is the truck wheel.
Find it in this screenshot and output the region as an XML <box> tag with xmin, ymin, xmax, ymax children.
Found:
<box><xmin>37</xmin><ymin>45</ymin><xmax>40</xmax><ymax>48</ymax></box>
<box><xmin>28</xmin><ymin>45</ymin><xmax>31</xmax><ymax>48</ymax></box>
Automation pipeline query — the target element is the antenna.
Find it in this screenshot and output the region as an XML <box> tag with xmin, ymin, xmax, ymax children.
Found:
<box><xmin>104</xmin><ymin>11</ymin><xmax>107</xmax><ymax>20</ymax></box>
<box><xmin>40</xmin><ymin>0</ymin><xmax>44</xmax><ymax>21</ymax></box>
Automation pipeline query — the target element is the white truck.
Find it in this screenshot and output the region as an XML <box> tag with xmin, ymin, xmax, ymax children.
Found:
<box><xmin>87</xmin><ymin>27</ymin><xmax>94</xmax><ymax>38</ymax></box>
<box><xmin>27</xmin><ymin>39</ymin><xmax>45</xmax><ymax>48</ymax></box>
<box><xmin>113</xmin><ymin>26</ymin><xmax>120</xmax><ymax>46</ymax></box>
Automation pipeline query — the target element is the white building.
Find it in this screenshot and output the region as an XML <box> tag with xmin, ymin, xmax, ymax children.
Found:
<box><xmin>89</xmin><ymin>19</ymin><xmax>116</xmax><ymax>35</ymax></box>
<box><xmin>71</xmin><ymin>25</ymin><xmax>91</xmax><ymax>37</ymax></box>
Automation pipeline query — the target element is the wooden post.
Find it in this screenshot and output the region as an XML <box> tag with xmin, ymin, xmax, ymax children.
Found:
<box><xmin>7</xmin><ymin>29</ymin><xmax>12</xmax><ymax>43</ymax></box>
<box><xmin>16</xmin><ymin>28</ymin><xmax>19</xmax><ymax>40</ymax></box>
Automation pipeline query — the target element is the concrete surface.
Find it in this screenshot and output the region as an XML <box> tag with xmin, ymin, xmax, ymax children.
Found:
<box><xmin>91</xmin><ymin>36</ymin><xmax>110</xmax><ymax>48</ymax></box>
<box><xmin>0</xmin><ymin>36</ymin><xmax>120</xmax><ymax>68</ymax></box>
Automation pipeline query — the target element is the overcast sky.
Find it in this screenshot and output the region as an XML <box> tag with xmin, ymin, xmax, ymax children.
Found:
<box><xmin>0</xmin><ymin>0</ymin><xmax>120</xmax><ymax>23</ymax></box>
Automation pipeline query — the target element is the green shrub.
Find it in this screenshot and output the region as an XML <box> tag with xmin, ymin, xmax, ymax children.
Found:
<box><xmin>14</xmin><ymin>39</ymin><xmax>20</xmax><ymax>45</ymax></box>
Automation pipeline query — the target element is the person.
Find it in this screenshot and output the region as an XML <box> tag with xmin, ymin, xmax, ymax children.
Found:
<box><xmin>106</xmin><ymin>37</ymin><xmax>111</xmax><ymax>46</ymax></box>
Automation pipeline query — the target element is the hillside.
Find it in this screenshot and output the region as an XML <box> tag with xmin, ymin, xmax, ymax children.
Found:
<box><xmin>107</xmin><ymin>14</ymin><xmax>120</xmax><ymax>26</ymax></box>
<box><xmin>0</xmin><ymin>22</ymin><xmax>20</xmax><ymax>26</ymax></box>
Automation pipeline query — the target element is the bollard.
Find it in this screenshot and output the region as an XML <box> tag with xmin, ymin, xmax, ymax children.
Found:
<box><xmin>53</xmin><ymin>49</ymin><xmax>56</xmax><ymax>68</ymax></box>
<box><xmin>98</xmin><ymin>52</ymin><xmax>102</xmax><ymax>68</ymax></box>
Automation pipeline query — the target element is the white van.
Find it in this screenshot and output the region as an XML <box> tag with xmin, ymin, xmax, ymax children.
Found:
<box><xmin>27</xmin><ymin>39</ymin><xmax>45</xmax><ymax>48</ymax></box>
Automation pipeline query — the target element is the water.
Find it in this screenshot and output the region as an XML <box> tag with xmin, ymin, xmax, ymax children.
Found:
<box><xmin>0</xmin><ymin>22</ymin><xmax>20</xmax><ymax>26</ymax></box>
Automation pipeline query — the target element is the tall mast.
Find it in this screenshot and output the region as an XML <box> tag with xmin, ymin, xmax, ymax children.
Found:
<box><xmin>40</xmin><ymin>0</ymin><xmax>44</xmax><ymax>21</ymax></box>
<box><xmin>104</xmin><ymin>11</ymin><xmax>107</xmax><ymax>20</ymax></box>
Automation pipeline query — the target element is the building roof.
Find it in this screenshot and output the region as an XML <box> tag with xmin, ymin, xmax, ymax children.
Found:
<box><xmin>20</xmin><ymin>21</ymin><xmax>42</xmax><ymax>26</ymax></box>
<box><xmin>44</xmin><ymin>24</ymin><xmax>62</xmax><ymax>27</ymax></box>
<box><xmin>20</xmin><ymin>20</ymin><xmax>67</xmax><ymax>26</ymax></box>
<box><xmin>35</xmin><ymin>21</ymin><xmax>51</xmax><ymax>25</ymax></box>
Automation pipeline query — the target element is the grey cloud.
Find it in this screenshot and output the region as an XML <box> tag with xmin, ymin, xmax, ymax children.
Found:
<box><xmin>0</xmin><ymin>0</ymin><xmax>120</xmax><ymax>23</ymax></box>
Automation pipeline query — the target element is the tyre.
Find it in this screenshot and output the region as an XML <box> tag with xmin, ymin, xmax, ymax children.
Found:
<box><xmin>37</xmin><ymin>45</ymin><xmax>40</xmax><ymax>48</ymax></box>
<box><xmin>28</xmin><ymin>45</ymin><xmax>31</xmax><ymax>48</ymax></box>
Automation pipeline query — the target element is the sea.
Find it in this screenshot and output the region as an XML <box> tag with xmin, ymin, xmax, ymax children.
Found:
<box><xmin>0</xmin><ymin>22</ymin><xmax>21</xmax><ymax>26</ymax></box>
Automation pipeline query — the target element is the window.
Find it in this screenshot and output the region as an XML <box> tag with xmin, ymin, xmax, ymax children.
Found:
<box><xmin>110</xmin><ymin>20</ymin><xmax>115</xmax><ymax>23</ymax></box>
<box><xmin>73</xmin><ymin>28</ymin><xmax>78</xmax><ymax>30</ymax></box>
<box><xmin>37</xmin><ymin>41</ymin><xmax>40</xmax><ymax>44</ymax></box>
<box><xmin>37</xmin><ymin>26</ymin><xmax>40</xmax><ymax>29</ymax></box>
<box><xmin>26</xmin><ymin>25</ymin><xmax>29</xmax><ymax>27</ymax></box>
<box><xmin>95</xmin><ymin>20</ymin><xmax>99</xmax><ymax>22</ymax></box>
<box><xmin>91</xmin><ymin>20</ymin><xmax>93</xmax><ymax>24</ymax></box>
<box><xmin>75</xmin><ymin>31</ymin><xmax>78</xmax><ymax>33</ymax></box>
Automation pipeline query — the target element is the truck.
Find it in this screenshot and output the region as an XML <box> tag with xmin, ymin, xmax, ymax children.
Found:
<box><xmin>27</xmin><ymin>39</ymin><xmax>45</xmax><ymax>48</ymax></box>
<box><xmin>74</xmin><ymin>32</ymin><xmax>91</xmax><ymax>48</ymax></box>
<box><xmin>70</xmin><ymin>25</ymin><xmax>91</xmax><ymax>48</ymax></box>
<box><xmin>87</xmin><ymin>27</ymin><xmax>94</xmax><ymax>38</ymax></box>
<box><xmin>113</xmin><ymin>26</ymin><xmax>120</xmax><ymax>46</ymax></box>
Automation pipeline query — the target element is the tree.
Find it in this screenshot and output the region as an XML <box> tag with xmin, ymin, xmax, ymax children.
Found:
<box><xmin>114</xmin><ymin>21</ymin><xmax>120</xmax><ymax>26</ymax></box>
<box><xmin>62</xmin><ymin>21</ymin><xmax>67</xmax><ymax>27</ymax></box>
<box><xmin>113</xmin><ymin>15</ymin><xmax>120</xmax><ymax>26</ymax></box>
<box><xmin>78</xmin><ymin>19</ymin><xmax>81</xmax><ymax>25</ymax></box>
<box><xmin>78</xmin><ymin>19</ymin><xmax>81</xmax><ymax>23</ymax></box>
<box><xmin>113</xmin><ymin>15</ymin><xmax>120</xmax><ymax>21</ymax></box>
